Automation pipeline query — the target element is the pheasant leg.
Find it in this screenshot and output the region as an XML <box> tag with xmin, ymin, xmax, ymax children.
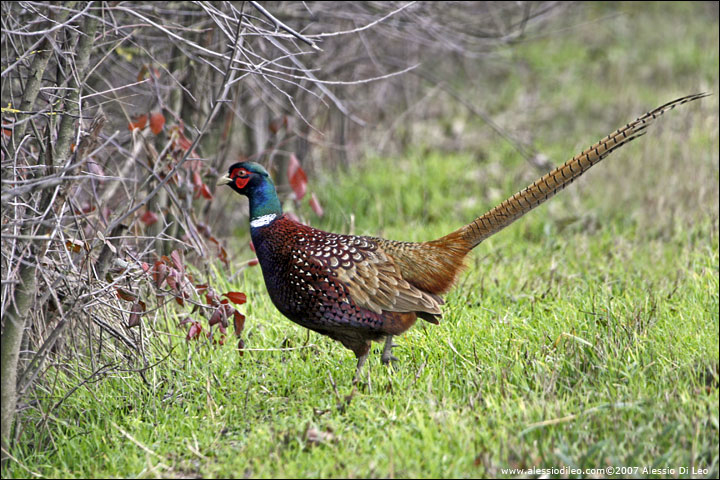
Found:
<box><xmin>343</xmin><ymin>353</ymin><xmax>368</xmax><ymax>405</ymax></box>
<box><xmin>381</xmin><ymin>335</ymin><xmax>399</xmax><ymax>366</ymax></box>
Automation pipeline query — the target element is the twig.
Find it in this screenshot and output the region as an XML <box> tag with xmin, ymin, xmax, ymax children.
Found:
<box><xmin>249</xmin><ymin>1</ymin><xmax>322</xmax><ymax>51</ymax></box>
<box><xmin>112</xmin><ymin>421</ymin><xmax>169</xmax><ymax>467</ymax></box>
<box><xmin>519</xmin><ymin>402</ymin><xmax>642</xmax><ymax>436</ymax></box>
<box><xmin>312</xmin><ymin>2</ymin><xmax>416</xmax><ymax>38</ymax></box>
<box><xmin>90</xmin><ymin>314</ymin><xmax>138</xmax><ymax>352</ymax></box>
<box><xmin>413</xmin><ymin>67</ymin><xmax>538</xmax><ymax>164</ymax></box>
<box><xmin>1</xmin><ymin>1</ymin><xmax>89</xmax><ymax>38</ymax></box>
<box><xmin>263</xmin><ymin>33</ymin><xmax>367</xmax><ymax>126</ymax></box>
<box><xmin>413</xmin><ymin>359</ymin><xmax>427</xmax><ymax>385</ymax></box>
<box><xmin>0</xmin><ymin>447</ymin><xmax>42</xmax><ymax>477</ymax></box>
<box><xmin>103</xmin><ymin>8</ymin><xmax>246</xmax><ymax>239</ymax></box>
<box><xmin>50</xmin><ymin>363</ymin><xmax>119</xmax><ymax>414</ymax></box>
<box><xmin>446</xmin><ymin>339</ymin><xmax>475</xmax><ymax>368</ymax></box>
<box><xmin>240</xmin><ymin>344</ymin><xmax>318</xmax><ymax>352</ymax></box>
<box><xmin>17</xmin><ymin>320</ymin><xmax>69</xmax><ymax>396</ymax></box>
<box><xmin>327</xmin><ymin>372</ymin><xmax>342</xmax><ymax>404</ymax></box>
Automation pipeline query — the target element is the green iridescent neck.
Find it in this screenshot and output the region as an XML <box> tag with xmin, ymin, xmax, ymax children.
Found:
<box><xmin>248</xmin><ymin>176</ymin><xmax>282</xmax><ymax>220</ymax></box>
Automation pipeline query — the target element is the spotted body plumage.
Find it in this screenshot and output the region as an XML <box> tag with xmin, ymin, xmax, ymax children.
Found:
<box><xmin>218</xmin><ymin>94</ymin><xmax>707</xmax><ymax>393</ymax></box>
<box><xmin>250</xmin><ymin>214</ymin><xmax>441</xmax><ymax>356</ymax></box>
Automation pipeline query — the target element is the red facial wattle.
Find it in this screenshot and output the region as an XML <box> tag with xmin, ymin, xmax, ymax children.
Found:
<box><xmin>230</xmin><ymin>167</ymin><xmax>250</xmax><ymax>189</ymax></box>
<box><xmin>235</xmin><ymin>176</ymin><xmax>250</xmax><ymax>189</ymax></box>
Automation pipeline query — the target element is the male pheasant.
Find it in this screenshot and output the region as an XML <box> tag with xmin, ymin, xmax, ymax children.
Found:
<box><xmin>219</xmin><ymin>93</ymin><xmax>707</xmax><ymax>390</ymax></box>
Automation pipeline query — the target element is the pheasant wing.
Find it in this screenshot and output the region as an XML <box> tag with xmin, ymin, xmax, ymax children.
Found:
<box><xmin>297</xmin><ymin>233</ymin><xmax>442</xmax><ymax>316</ymax></box>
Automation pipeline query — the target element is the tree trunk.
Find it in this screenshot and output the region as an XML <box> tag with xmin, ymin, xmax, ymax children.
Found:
<box><xmin>1</xmin><ymin>6</ymin><xmax>96</xmax><ymax>460</ymax></box>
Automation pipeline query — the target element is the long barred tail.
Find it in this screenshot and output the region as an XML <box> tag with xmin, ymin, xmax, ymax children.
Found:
<box><xmin>455</xmin><ymin>93</ymin><xmax>709</xmax><ymax>249</ymax></box>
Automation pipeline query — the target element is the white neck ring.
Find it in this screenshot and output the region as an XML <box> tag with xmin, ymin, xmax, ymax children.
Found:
<box><xmin>250</xmin><ymin>213</ymin><xmax>277</xmax><ymax>228</ymax></box>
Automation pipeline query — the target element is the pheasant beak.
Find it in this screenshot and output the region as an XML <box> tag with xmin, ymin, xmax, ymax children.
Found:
<box><xmin>217</xmin><ymin>174</ymin><xmax>232</xmax><ymax>186</ymax></box>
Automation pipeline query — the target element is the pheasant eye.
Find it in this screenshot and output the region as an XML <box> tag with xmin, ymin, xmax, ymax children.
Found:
<box><xmin>232</xmin><ymin>168</ymin><xmax>251</xmax><ymax>189</ymax></box>
<box><xmin>230</xmin><ymin>167</ymin><xmax>251</xmax><ymax>179</ymax></box>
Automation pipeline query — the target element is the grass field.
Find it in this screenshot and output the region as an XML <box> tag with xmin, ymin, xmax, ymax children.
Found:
<box><xmin>4</xmin><ymin>2</ymin><xmax>718</xmax><ymax>478</ymax></box>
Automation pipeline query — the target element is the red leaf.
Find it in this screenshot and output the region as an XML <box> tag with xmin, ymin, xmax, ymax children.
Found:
<box><xmin>192</xmin><ymin>172</ymin><xmax>213</xmax><ymax>200</ymax></box>
<box><xmin>171</xmin><ymin>125</ymin><xmax>193</xmax><ymax>152</ymax></box>
<box><xmin>128</xmin><ymin>114</ymin><xmax>148</xmax><ymax>131</ymax></box>
<box><xmin>210</xmin><ymin>305</ymin><xmax>233</xmax><ymax>328</ymax></box>
<box><xmin>223</xmin><ymin>292</ymin><xmax>247</xmax><ymax>305</ymax></box>
<box><xmin>177</xmin><ymin>134</ymin><xmax>192</xmax><ymax>152</ymax></box>
<box><xmin>198</xmin><ymin>223</ymin><xmax>212</xmax><ymax>238</ymax></box>
<box><xmin>141</xmin><ymin>262</ymin><xmax>150</xmax><ymax>274</ymax></box>
<box><xmin>192</xmin><ymin>171</ymin><xmax>203</xmax><ymax>189</ymax></box>
<box><xmin>198</xmin><ymin>183</ymin><xmax>213</xmax><ymax>200</ymax></box>
<box><xmin>167</xmin><ymin>267</ymin><xmax>189</xmax><ymax>301</ymax></box>
<box><xmin>218</xmin><ymin>245</ymin><xmax>229</xmax><ymax>268</ymax></box>
<box><xmin>186</xmin><ymin>321</ymin><xmax>202</xmax><ymax>341</ymax></box>
<box><xmin>249</xmin><ymin>241</ymin><xmax>255</xmax><ymax>252</ymax></box>
<box><xmin>249</xmin><ymin>258</ymin><xmax>259</xmax><ymax>267</ymax></box>
<box><xmin>237</xmin><ymin>338</ymin><xmax>245</xmax><ymax>355</ymax></box>
<box><xmin>117</xmin><ymin>288</ymin><xmax>137</xmax><ymax>302</ymax></box>
<box><xmin>66</xmin><ymin>239</ymin><xmax>86</xmax><ymax>253</ymax></box>
<box><xmin>149</xmin><ymin>111</ymin><xmax>165</xmax><ymax>135</ymax></box>
<box><xmin>233</xmin><ymin>310</ymin><xmax>245</xmax><ymax>336</ymax></box>
<box><xmin>128</xmin><ymin>301</ymin><xmax>146</xmax><ymax>328</ymax></box>
<box><xmin>140</xmin><ymin>210</ymin><xmax>158</xmax><ymax>226</ymax></box>
<box><xmin>174</xmin><ymin>295</ymin><xmax>185</xmax><ymax>306</ymax></box>
<box><xmin>309</xmin><ymin>192</ymin><xmax>324</xmax><ymax>217</ymax></box>
<box><xmin>137</xmin><ymin>64</ymin><xmax>149</xmax><ymax>82</ymax></box>
<box><xmin>166</xmin><ymin>268</ymin><xmax>178</xmax><ymax>290</ymax></box>
<box><xmin>209</xmin><ymin>307</ymin><xmax>223</xmax><ymax>327</ymax></box>
<box><xmin>170</xmin><ymin>250</ymin><xmax>184</xmax><ymax>273</ymax></box>
<box><xmin>205</xmin><ymin>287</ymin><xmax>219</xmax><ymax>306</ymax></box>
<box><xmin>287</xmin><ymin>153</ymin><xmax>307</xmax><ymax>200</ymax></box>
<box><xmin>153</xmin><ymin>261</ymin><xmax>168</xmax><ymax>288</ymax></box>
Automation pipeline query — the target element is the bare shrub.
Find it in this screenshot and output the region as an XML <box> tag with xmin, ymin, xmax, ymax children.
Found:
<box><xmin>1</xmin><ymin>1</ymin><xmax>558</xmax><ymax>459</ymax></box>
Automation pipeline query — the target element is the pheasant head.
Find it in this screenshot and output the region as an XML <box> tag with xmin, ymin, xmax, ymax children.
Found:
<box><xmin>218</xmin><ymin>162</ymin><xmax>282</xmax><ymax>223</ymax></box>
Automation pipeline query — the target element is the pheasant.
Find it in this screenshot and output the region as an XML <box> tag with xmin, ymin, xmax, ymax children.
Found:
<box><xmin>218</xmin><ymin>93</ymin><xmax>707</xmax><ymax>393</ymax></box>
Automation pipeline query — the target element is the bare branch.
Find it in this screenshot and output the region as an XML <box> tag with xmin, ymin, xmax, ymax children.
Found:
<box><xmin>249</xmin><ymin>1</ymin><xmax>322</xmax><ymax>51</ymax></box>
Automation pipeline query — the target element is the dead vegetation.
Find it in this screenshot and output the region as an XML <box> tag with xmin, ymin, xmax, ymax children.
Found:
<box><xmin>1</xmin><ymin>1</ymin><xmax>561</xmax><ymax>462</ymax></box>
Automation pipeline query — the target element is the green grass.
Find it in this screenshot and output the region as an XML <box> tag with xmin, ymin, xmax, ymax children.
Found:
<box><xmin>4</xmin><ymin>2</ymin><xmax>718</xmax><ymax>478</ymax></box>
<box><xmin>6</xmin><ymin>149</ymin><xmax>718</xmax><ymax>477</ymax></box>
